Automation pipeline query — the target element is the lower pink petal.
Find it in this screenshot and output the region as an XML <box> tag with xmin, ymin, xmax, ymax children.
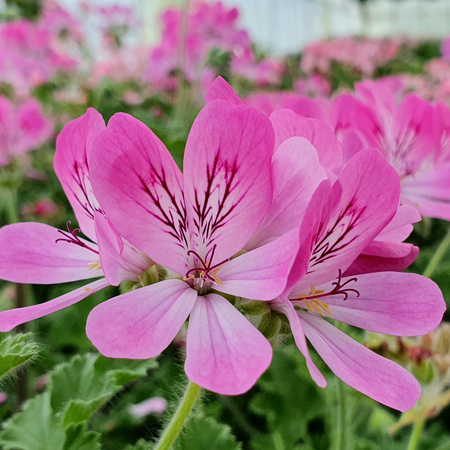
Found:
<box><xmin>299</xmin><ymin>312</ymin><xmax>421</xmax><ymax>412</ymax></box>
<box><xmin>0</xmin><ymin>278</ymin><xmax>109</xmax><ymax>332</ymax></box>
<box><xmin>311</xmin><ymin>272</ymin><xmax>446</xmax><ymax>336</ymax></box>
<box><xmin>185</xmin><ymin>294</ymin><xmax>272</xmax><ymax>395</ymax></box>
<box><xmin>86</xmin><ymin>279</ymin><xmax>197</xmax><ymax>359</ymax></box>
<box><xmin>271</xmin><ymin>298</ymin><xmax>327</xmax><ymax>388</ymax></box>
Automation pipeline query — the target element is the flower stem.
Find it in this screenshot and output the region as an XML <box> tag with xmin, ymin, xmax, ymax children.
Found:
<box><xmin>335</xmin><ymin>376</ymin><xmax>346</xmax><ymax>450</ymax></box>
<box><xmin>155</xmin><ymin>380</ymin><xmax>201</xmax><ymax>450</ymax></box>
<box><xmin>407</xmin><ymin>415</ymin><xmax>425</xmax><ymax>450</ymax></box>
<box><xmin>423</xmin><ymin>228</ymin><xmax>450</xmax><ymax>278</ymax></box>
<box><xmin>3</xmin><ymin>187</ymin><xmax>19</xmax><ymax>224</ymax></box>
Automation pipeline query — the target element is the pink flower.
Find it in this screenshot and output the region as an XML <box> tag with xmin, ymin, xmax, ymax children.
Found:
<box><xmin>269</xmin><ymin>150</ymin><xmax>445</xmax><ymax>412</ymax></box>
<box><xmin>331</xmin><ymin>81</ymin><xmax>450</xmax><ymax>220</ymax></box>
<box><xmin>0</xmin><ymin>97</ymin><xmax>53</xmax><ymax>167</ymax></box>
<box><xmin>129</xmin><ymin>397</ymin><xmax>168</xmax><ymax>418</ymax></box>
<box><xmin>0</xmin><ymin>109</ymin><xmax>152</xmax><ymax>331</ymax></box>
<box><xmin>86</xmin><ymin>99</ymin><xmax>300</xmax><ymax>395</ymax></box>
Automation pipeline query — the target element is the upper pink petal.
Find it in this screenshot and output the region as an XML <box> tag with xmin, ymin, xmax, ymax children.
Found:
<box><xmin>205</xmin><ymin>76</ymin><xmax>243</xmax><ymax>105</ymax></box>
<box><xmin>0</xmin><ymin>222</ymin><xmax>101</xmax><ymax>284</ymax></box>
<box><xmin>217</xmin><ymin>228</ymin><xmax>299</xmax><ymax>300</ymax></box>
<box><xmin>94</xmin><ymin>212</ymin><xmax>152</xmax><ymax>286</ymax></box>
<box><xmin>185</xmin><ymin>293</ymin><xmax>272</xmax><ymax>395</ymax></box>
<box><xmin>86</xmin><ymin>279</ymin><xmax>197</xmax><ymax>359</ymax></box>
<box><xmin>292</xmin><ymin>149</ymin><xmax>401</xmax><ymax>292</ymax></box>
<box><xmin>270</xmin><ymin>109</ymin><xmax>343</xmax><ymax>170</ymax></box>
<box><xmin>299</xmin><ymin>312</ymin><xmax>421</xmax><ymax>412</ymax></box>
<box><xmin>90</xmin><ymin>113</ymin><xmax>187</xmax><ymax>275</ymax></box>
<box><xmin>344</xmin><ymin>241</ymin><xmax>418</xmax><ymax>276</ymax></box>
<box><xmin>246</xmin><ymin>137</ymin><xmax>327</xmax><ymax>250</ymax></box>
<box><xmin>183</xmin><ymin>100</ymin><xmax>275</xmax><ymax>262</ymax></box>
<box><xmin>54</xmin><ymin>108</ymin><xmax>106</xmax><ymax>241</ymax></box>
<box><xmin>0</xmin><ymin>278</ymin><xmax>109</xmax><ymax>332</ymax></box>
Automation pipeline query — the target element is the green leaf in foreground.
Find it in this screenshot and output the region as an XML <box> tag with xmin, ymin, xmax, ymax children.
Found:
<box><xmin>124</xmin><ymin>438</ymin><xmax>154</xmax><ymax>450</ymax></box>
<box><xmin>0</xmin><ymin>353</ymin><xmax>157</xmax><ymax>450</ymax></box>
<box><xmin>50</xmin><ymin>353</ymin><xmax>158</xmax><ymax>427</ymax></box>
<box><xmin>174</xmin><ymin>416</ymin><xmax>243</xmax><ymax>450</ymax></box>
<box><xmin>0</xmin><ymin>332</ymin><xmax>40</xmax><ymax>381</ymax></box>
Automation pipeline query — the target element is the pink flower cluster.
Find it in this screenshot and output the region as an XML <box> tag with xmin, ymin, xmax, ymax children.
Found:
<box><xmin>145</xmin><ymin>1</ymin><xmax>282</xmax><ymax>91</ymax></box>
<box><xmin>0</xmin><ymin>77</ymin><xmax>445</xmax><ymax>412</ymax></box>
<box><xmin>301</xmin><ymin>37</ymin><xmax>401</xmax><ymax>77</ymax></box>
<box><xmin>0</xmin><ymin>3</ymin><xmax>82</xmax><ymax>97</ymax></box>
<box><xmin>245</xmin><ymin>78</ymin><xmax>450</xmax><ymax>221</ymax></box>
<box><xmin>0</xmin><ymin>96</ymin><xmax>53</xmax><ymax>167</ymax></box>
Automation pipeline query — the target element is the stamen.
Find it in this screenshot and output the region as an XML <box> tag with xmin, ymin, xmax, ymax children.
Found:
<box><xmin>55</xmin><ymin>221</ymin><xmax>99</xmax><ymax>255</ymax></box>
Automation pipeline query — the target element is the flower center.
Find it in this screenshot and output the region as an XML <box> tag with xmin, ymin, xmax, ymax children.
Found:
<box><xmin>291</xmin><ymin>270</ymin><xmax>359</xmax><ymax>316</ymax></box>
<box><xmin>183</xmin><ymin>245</ymin><xmax>228</xmax><ymax>295</ymax></box>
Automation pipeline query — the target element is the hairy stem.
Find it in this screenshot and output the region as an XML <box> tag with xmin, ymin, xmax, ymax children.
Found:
<box><xmin>155</xmin><ymin>380</ymin><xmax>201</xmax><ymax>450</ymax></box>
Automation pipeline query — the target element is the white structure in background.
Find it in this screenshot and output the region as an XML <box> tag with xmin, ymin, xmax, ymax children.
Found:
<box><xmin>50</xmin><ymin>0</ymin><xmax>450</xmax><ymax>55</ymax></box>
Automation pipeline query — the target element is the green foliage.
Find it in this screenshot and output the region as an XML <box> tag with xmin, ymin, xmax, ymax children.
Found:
<box><xmin>0</xmin><ymin>353</ymin><xmax>157</xmax><ymax>450</ymax></box>
<box><xmin>250</xmin><ymin>346</ymin><xmax>328</xmax><ymax>450</ymax></box>
<box><xmin>124</xmin><ymin>439</ymin><xmax>154</xmax><ymax>450</ymax></box>
<box><xmin>174</xmin><ymin>416</ymin><xmax>242</xmax><ymax>450</ymax></box>
<box><xmin>0</xmin><ymin>333</ymin><xmax>40</xmax><ymax>381</ymax></box>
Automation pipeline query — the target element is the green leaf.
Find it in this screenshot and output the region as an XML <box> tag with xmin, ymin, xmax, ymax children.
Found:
<box><xmin>0</xmin><ymin>392</ymin><xmax>65</xmax><ymax>450</ymax></box>
<box><xmin>0</xmin><ymin>333</ymin><xmax>40</xmax><ymax>381</ymax></box>
<box><xmin>249</xmin><ymin>346</ymin><xmax>328</xmax><ymax>450</ymax></box>
<box><xmin>174</xmin><ymin>415</ymin><xmax>242</xmax><ymax>450</ymax></box>
<box><xmin>62</xmin><ymin>423</ymin><xmax>101</xmax><ymax>450</ymax></box>
<box><xmin>50</xmin><ymin>353</ymin><xmax>157</xmax><ymax>427</ymax></box>
<box><xmin>124</xmin><ymin>439</ymin><xmax>154</xmax><ymax>450</ymax></box>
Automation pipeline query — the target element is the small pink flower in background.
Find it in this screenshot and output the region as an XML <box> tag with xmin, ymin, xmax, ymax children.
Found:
<box><xmin>0</xmin><ymin>97</ymin><xmax>53</xmax><ymax>167</ymax></box>
<box><xmin>129</xmin><ymin>397</ymin><xmax>168</xmax><ymax>418</ymax></box>
<box><xmin>294</xmin><ymin>75</ymin><xmax>331</xmax><ymax>98</ymax></box>
<box><xmin>86</xmin><ymin>97</ymin><xmax>300</xmax><ymax>395</ymax></box>
<box><xmin>441</xmin><ymin>36</ymin><xmax>450</xmax><ymax>61</ymax></box>
<box><xmin>21</xmin><ymin>199</ymin><xmax>61</xmax><ymax>219</ymax></box>
<box><xmin>0</xmin><ymin>109</ymin><xmax>152</xmax><ymax>332</ymax></box>
<box><xmin>0</xmin><ymin>393</ymin><xmax>8</xmax><ymax>404</ymax></box>
<box><xmin>301</xmin><ymin>37</ymin><xmax>400</xmax><ymax>77</ymax></box>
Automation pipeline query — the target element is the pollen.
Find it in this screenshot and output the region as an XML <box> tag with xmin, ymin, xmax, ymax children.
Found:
<box><xmin>84</xmin><ymin>287</ymin><xmax>91</xmax><ymax>292</ymax></box>
<box><xmin>210</xmin><ymin>267</ymin><xmax>223</xmax><ymax>285</ymax></box>
<box><xmin>88</xmin><ymin>259</ymin><xmax>102</xmax><ymax>271</ymax></box>
<box><xmin>297</xmin><ymin>283</ymin><xmax>333</xmax><ymax>316</ymax></box>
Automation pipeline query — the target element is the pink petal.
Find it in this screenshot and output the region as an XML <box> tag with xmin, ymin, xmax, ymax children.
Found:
<box><xmin>375</xmin><ymin>205</ymin><xmax>421</xmax><ymax>243</ymax></box>
<box><xmin>299</xmin><ymin>312</ymin><xmax>421</xmax><ymax>412</ymax></box>
<box><xmin>402</xmin><ymin>165</ymin><xmax>450</xmax><ymax>220</ymax></box>
<box><xmin>185</xmin><ymin>293</ymin><xmax>272</xmax><ymax>395</ymax></box>
<box><xmin>205</xmin><ymin>76</ymin><xmax>243</xmax><ymax>105</ymax></box>
<box><xmin>0</xmin><ymin>222</ymin><xmax>101</xmax><ymax>284</ymax></box>
<box><xmin>183</xmin><ymin>100</ymin><xmax>274</xmax><ymax>263</ymax></box>
<box><xmin>217</xmin><ymin>229</ymin><xmax>299</xmax><ymax>300</ymax></box>
<box><xmin>54</xmin><ymin>108</ymin><xmax>106</xmax><ymax>241</ymax></box>
<box><xmin>86</xmin><ymin>280</ymin><xmax>197</xmax><ymax>359</ymax></box>
<box><xmin>90</xmin><ymin>113</ymin><xmax>187</xmax><ymax>275</ymax></box>
<box><xmin>94</xmin><ymin>212</ymin><xmax>151</xmax><ymax>286</ymax></box>
<box><xmin>0</xmin><ymin>278</ymin><xmax>109</xmax><ymax>331</ymax></box>
<box><xmin>246</xmin><ymin>137</ymin><xmax>327</xmax><ymax>250</ymax></box>
<box><xmin>344</xmin><ymin>241</ymin><xmax>418</xmax><ymax>276</ymax></box>
<box><xmin>270</xmin><ymin>109</ymin><xmax>343</xmax><ymax>170</ymax></box>
<box><xmin>284</xmin><ymin>180</ymin><xmax>332</xmax><ymax>296</ymax></box>
<box><xmin>293</xmin><ymin>149</ymin><xmax>401</xmax><ymax>292</ymax></box>
<box><xmin>271</xmin><ymin>298</ymin><xmax>327</xmax><ymax>387</ymax></box>
<box><xmin>296</xmin><ymin>272</ymin><xmax>445</xmax><ymax>336</ymax></box>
